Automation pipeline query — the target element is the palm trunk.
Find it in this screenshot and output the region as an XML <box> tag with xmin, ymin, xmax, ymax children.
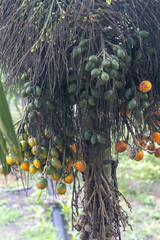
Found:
<box><xmin>84</xmin><ymin>139</ymin><xmax>120</xmax><ymax>240</ymax></box>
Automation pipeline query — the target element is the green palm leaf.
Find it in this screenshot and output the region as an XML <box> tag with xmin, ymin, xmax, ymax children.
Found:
<box><xmin>0</xmin><ymin>76</ymin><xmax>21</xmax><ymax>174</ymax></box>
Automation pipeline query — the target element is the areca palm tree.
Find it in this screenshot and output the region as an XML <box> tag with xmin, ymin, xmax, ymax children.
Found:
<box><xmin>0</xmin><ymin>0</ymin><xmax>159</xmax><ymax>239</ymax></box>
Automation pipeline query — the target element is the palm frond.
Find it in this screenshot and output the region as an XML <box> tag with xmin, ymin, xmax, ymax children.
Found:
<box><xmin>0</xmin><ymin>76</ymin><xmax>21</xmax><ymax>169</ymax></box>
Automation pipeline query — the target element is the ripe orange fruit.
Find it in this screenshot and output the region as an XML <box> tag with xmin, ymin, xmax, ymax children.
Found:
<box><xmin>20</xmin><ymin>140</ymin><xmax>29</xmax><ymax>151</ymax></box>
<box><xmin>151</xmin><ymin>132</ymin><xmax>160</xmax><ymax>145</ymax></box>
<box><xmin>134</xmin><ymin>151</ymin><xmax>144</xmax><ymax>161</ymax></box>
<box><xmin>139</xmin><ymin>80</ymin><xmax>152</xmax><ymax>93</ymax></box>
<box><xmin>71</xmin><ymin>143</ymin><xmax>82</xmax><ymax>154</ymax></box>
<box><xmin>6</xmin><ymin>154</ymin><xmax>16</xmax><ymax>165</ymax></box>
<box><xmin>65</xmin><ymin>156</ymin><xmax>75</xmax><ymax>171</ymax></box>
<box><xmin>36</xmin><ymin>178</ymin><xmax>48</xmax><ymax>190</ymax></box>
<box><xmin>71</xmin><ymin>143</ymin><xmax>77</xmax><ymax>153</ymax></box>
<box><xmin>147</xmin><ymin>144</ymin><xmax>156</xmax><ymax>153</ymax></box>
<box><xmin>115</xmin><ymin>141</ymin><xmax>128</xmax><ymax>153</ymax></box>
<box><xmin>28</xmin><ymin>137</ymin><xmax>37</xmax><ymax>148</ymax></box>
<box><xmin>21</xmin><ymin>161</ymin><xmax>29</xmax><ymax>171</ymax></box>
<box><xmin>33</xmin><ymin>159</ymin><xmax>41</xmax><ymax>169</ymax></box>
<box><xmin>56</xmin><ymin>183</ymin><xmax>66</xmax><ymax>195</ymax></box>
<box><xmin>141</xmin><ymin>142</ymin><xmax>147</xmax><ymax>148</ymax></box>
<box><xmin>76</xmin><ymin>160</ymin><xmax>86</xmax><ymax>172</ymax></box>
<box><xmin>51</xmin><ymin>157</ymin><xmax>61</xmax><ymax>168</ymax></box>
<box><xmin>65</xmin><ymin>163</ymin><xmax>73</xmax><ymax>172</ymax></box>
<box><xmin>155</xmin><ymin>148</ymin><xmax>160</xmax><ymax>158</ymax></box>
<box><xmin>29</xmin><ymin>164</ymin><xmax>37</xmax><ymax>174</ymax></box>
<box><xmin>64</xmin><ymin>173</ymin><xmax>74</xmax><ymax>184</ymax></box>
<box><xmin>136</xmin><ymin>136</ymin><xmax>147</xmax><ymax>148</ymax></box>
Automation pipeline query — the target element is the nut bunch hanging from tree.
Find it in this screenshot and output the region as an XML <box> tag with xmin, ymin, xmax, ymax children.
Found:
<box><xmin>0</xmin><ymin>0</ymin><xmax>160</xmax><ymax>239</ymax></box>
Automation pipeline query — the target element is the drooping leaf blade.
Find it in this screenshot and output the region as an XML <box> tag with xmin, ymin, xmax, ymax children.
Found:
<box><xmin>0</xmin><ymin>77</ymin><xmax>21</xmax><ymax>163</ymax></box>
